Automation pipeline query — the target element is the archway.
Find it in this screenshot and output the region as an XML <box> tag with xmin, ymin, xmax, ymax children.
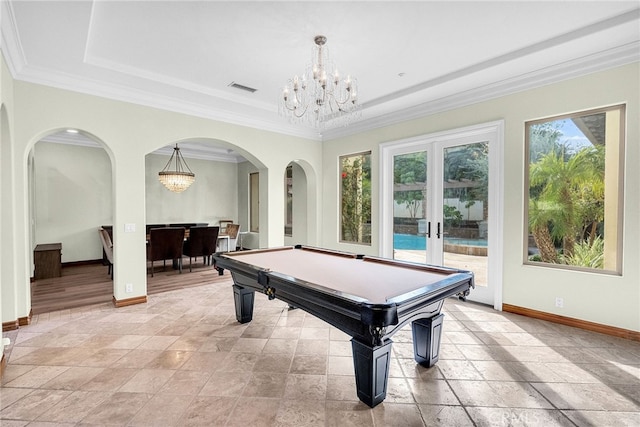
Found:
<box><xmin>27</xmin><ymin>129</ymin><xmax>114</xmax><ymax>313</ymax></box>
<box><xmin>283</xmin><ymin>159</ymin><xmax>318</xmax><ymax>247</ymax></box>
<box><xmin>144</xmin><ymin>139</ymin><xmax>252</xmax><ymax>229</ymax></box>
<box><xmin>143</xmin><ymin>138</ymin><xmax>269</xmax><ymax>257</ymax></box>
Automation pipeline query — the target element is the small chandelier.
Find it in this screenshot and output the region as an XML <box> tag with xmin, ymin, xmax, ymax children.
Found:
<box><xmin>279</xmin><ymin>35</ymin><xmax>360</xmax><ymax>128</ymax></box>
<box><xmin>158</xmin><ymin>144</ymin><xmax>195</xmax><ymax>193</ymax></box>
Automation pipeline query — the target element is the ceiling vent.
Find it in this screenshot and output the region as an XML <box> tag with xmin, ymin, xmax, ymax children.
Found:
<box><xmin>228</xmin><ymin>82</ymin><xmax>257</xmax><ymax>93</ymax></box>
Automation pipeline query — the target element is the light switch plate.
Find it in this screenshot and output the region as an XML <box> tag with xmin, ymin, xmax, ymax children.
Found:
<box><xmin>124</xmin><ymin>223</ymin><xmax>136</xmax><ymax>233</ymax></box>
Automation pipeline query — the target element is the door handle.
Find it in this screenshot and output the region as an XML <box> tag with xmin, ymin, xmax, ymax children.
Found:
<box><xmin>426</xmin><ymin>222</ymin><xmax>431</xmax><ymax>238</ymax></box>
<box><xmin>436</xmin><ymin>222</ymin><xmax>441</xmax><ymax>239</ymax></box>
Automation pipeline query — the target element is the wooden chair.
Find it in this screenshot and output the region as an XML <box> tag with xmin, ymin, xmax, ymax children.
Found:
<box><xmin>183</xmin><ymin>226</ymin><xmax>219</xmax><ymax>271</ymax></box>
<box><xmin>146</xmin><ymin>224</ymin><xmax>168</xmax><ymax>234</ymax></box>
<box><xmin>225</xmin><ymin>223</ymin><xmax>240</xmax><ymax>251</ymax></box>
<box><xmin>218</xmin><ymin>219</ymin><xmax>233</xmax><ymax>235</ymax></box>
<box><xmin>147</xmin><ymin>227</ymin><xmax>185</xmax><ymax>276</ymax></box>
<box><xmin>98</xmin><ymin>227</ymin><xmax>114</xmax><ymax>279</ymax></box>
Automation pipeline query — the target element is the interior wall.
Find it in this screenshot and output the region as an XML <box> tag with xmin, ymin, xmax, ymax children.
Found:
<box><xmin>0</xmin><ymin>66</ymin><xmax>5</xmax><ymax>352</ymax></box>
<box><xmin>0</xmin><ymin>105</ymin><xmax>14</xmax><ymax>329</ymax></box>
<box><xmin>237</xmin><ymin>160</ymin><xmax>260</xmax><ymax>249</ymax></box>
<box><xmin>321</xmin><ymin>63</ymin><xmax>639</xmax><ymax>332</ymax></box>
<box><xmin>291</xmin><ymin>162</ymin><xmax>308</xmax><ymax>245</ymax></box>
<box><xmin>30</xmin><ymin>145</ymin><xmax>241</xmax><ymax>264</ymax></box>
<box><xmin>1</xmin><ymin>54</ymin><xmax>18</xmax><ymax>328</ymax></box>
<box><xmin>145</xmin><ymin>153</ymin><xmax>238</xmax><ymax>226</ymax></box>
<box><xmin>5</xmin><ymin>76</ymin><xmax>321</xmax><ymax>318</ymax></box>
<box><xmin>33</xmin><ymin>142</ymin><xmax>112</xmax><ymax>263</ymax></box>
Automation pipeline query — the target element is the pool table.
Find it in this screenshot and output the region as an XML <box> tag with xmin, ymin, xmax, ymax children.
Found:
<box><xmin>213</xmin><ymin>245</ymin><xmax>474</xmax><ymax>407</ymax></box>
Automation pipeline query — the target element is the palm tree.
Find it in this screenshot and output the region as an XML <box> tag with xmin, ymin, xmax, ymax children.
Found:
<box><xmin>529</xmin><ymin>145</ymin><xmax>603</xmax><ymax>260</ymax></box>
<box><xmin>528</xmin><ymin>198</ymin><xmax>560</xmax><ymax>263</ymax></box>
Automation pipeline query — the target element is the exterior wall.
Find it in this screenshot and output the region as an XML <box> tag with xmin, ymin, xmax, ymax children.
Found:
<box><xmin>321</xmin><ymin>63</ymin><xmax>639</xmax><ymax>332</ymax></box>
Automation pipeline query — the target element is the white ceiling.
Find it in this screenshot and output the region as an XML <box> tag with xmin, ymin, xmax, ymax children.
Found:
<box><xmin>2</xmin><ymin>0</ymin><xmax>639</xmax><ymax>154</ymax></box>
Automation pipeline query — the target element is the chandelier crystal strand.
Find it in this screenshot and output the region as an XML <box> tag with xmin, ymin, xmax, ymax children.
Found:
<box><xmin>158</xmin><ymin>144</ymin><xmax>195</xmax><ymax>193</ymax></box>
<box><xmin>280</xmin><ymin>35</ymin><xmax>360</xmax><ymax>128</ymax></box>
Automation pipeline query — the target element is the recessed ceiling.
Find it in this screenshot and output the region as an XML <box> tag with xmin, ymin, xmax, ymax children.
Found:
<box><xmin>3</xmin><ymin>0</ymin><xmax>639</xmax><ymax>145</ymax></box>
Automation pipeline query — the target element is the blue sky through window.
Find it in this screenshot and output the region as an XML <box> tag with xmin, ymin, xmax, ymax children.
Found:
<box><xmin>557</xmin><ymin>119</ymin><xmax>591</xmax><ymax>151</ymax></box>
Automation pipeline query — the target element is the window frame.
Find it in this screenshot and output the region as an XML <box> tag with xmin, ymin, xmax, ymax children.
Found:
<box><xmin>339</xmin><ymin>150</ymin><xmax>372</xmax><ymax>245</ymax></box>
<box><xmin>523</xmin><ymin>104</ymin><xmax>625</xmax><ymax>275</ymax></box>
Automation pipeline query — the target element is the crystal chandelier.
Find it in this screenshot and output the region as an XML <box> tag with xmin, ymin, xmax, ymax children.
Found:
<box><xmin>158</xmin><ymin>144</ymin><xmax>195</xmax><ymax>193</ymax></box>
<box><xmin>279</xmin><ymin>35</ymin><xmax>360</xmax><ymax>128</ymax></box>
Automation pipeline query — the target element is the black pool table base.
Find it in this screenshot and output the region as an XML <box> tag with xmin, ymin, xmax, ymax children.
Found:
<box><xmin>232</xmin><ymin>283</ymin><xmax>446</xmax><ymax>408</ymax></box>
<box><xmin>351</xmin><ymin>313</ymin><xmax>444</xmax><ymax>407</ymax></box>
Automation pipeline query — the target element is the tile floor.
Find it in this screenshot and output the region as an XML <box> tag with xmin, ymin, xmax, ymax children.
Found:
<box><xmin>1</xmin><ymin>275</ymin><xmax>639</xmax><ymax>426</ymax></box>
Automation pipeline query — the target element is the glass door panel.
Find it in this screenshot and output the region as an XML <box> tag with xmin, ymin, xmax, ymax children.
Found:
<box><xmin>382</xmin><ymin>121</ymin><xmax>502</xmax><ymax>308</ymax></box>
<box><xmin>393</xmin><ymin>151</ymin><xmax>430</xmax><ymax>264</ymax></box>
<box><xmin>441</xmin><ymin>142</ymin><xmax>489</xmax><ymax>290</ymax></box>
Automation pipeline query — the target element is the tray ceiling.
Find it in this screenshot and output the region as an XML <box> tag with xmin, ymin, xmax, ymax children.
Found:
<box><xmin>2</xmin><ymin>1</ymin><xmax>639</xmax><ymax>145</ymax></box>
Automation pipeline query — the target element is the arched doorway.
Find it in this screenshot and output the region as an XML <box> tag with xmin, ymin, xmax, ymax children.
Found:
<box><xmin>28</xmin><ymin>129</ymin><xmax>114</xmax><ymax>313</ymax></box>
<box><xmin>143</xmin><ymin>138</ymin><xmax>269</xmax><ymax>256</ymax></box>
<box><xmin>283</xmin><ymin>160</ymin><xmax>317</xmax><ymax>247</ymax></box>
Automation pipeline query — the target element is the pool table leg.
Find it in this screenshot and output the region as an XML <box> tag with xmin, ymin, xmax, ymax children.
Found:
<box><xmin>412</xmin><ymin>313</ymin><xmax>444</xmax><ymax>368</ymax></box>
<box><xmin>233</xmin><ymin>284</ymin><xmax>255</xmax><ymax>323</ymax></box>
<box><xmin>351</xmin><ymin>338</ymin><xmax>393</xmax><ymax>408</ymax></box>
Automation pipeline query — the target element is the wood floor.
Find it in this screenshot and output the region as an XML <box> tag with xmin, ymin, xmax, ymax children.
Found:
<box><xmin>31</xmin><ymin>258</ymin><xmax>228</xmax><ymax>315</ymax></box>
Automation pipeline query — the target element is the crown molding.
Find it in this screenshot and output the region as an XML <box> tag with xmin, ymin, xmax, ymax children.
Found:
<box><xmin>12</xmin><ymin>64</ymin><xmax>322</xmax><ymax>141</ymax></box>
<box><xmin>0</xmin><ymin>0</ymin><xmax>26</xmax><ymax>75</ymax></box>
<box><xmin>151</xmin><ymin>143</ymin><xmax>244</xmax><ymax>163</ymax></box>
<box><xmin>39</xmin><ymin>132</ymin><xmax>101</xmax><ymax>148</ymax></box>
<box><xmin>322</xmin><ymin>43</ymin><xmax>640</xmax><ymax>141</ymax></box>
<box><xmin>11</xmin><ymin>45</ymin><xmax>638</xmax><ymax>144</ymax></box>
<box><xmin>40</xmin><ymin>131</ymin><xmax>245</xmax><ymax>163</ymax></box>
<box><xmin>0</xmin><ymin>1</ymin><xmax>319</xmax><ymax>140</ymax></box>
<box><xmin>2</xmin><ymin>2</ymin><xmax>638</xmax><ymax>144</ymax></box>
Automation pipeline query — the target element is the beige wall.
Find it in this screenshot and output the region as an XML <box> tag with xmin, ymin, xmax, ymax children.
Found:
<box><xmin>321</xmin><ymin>63</ymin><xmax>639</xmax><ymax>332</ymax></box>
<box><xmin>236</xmin><ymin>160</ymin><xmax>257</xmax><ymax>233</ymax></box>
<box><xmin>0</xmin><ymin>52</ymin><xmax>637</xmax><ymax>335</ymax></box>
<box><xmin>1</xmin><ymin>57</ymin><xmax>17</xmax><ymax>328</ymax></box>
<box><xmin>283</xmin><ymin>162</ymin><xmax>309</xmax><ymax>247</ymax></box>
<box><xmin>1</xmin><ymin>71</ymin><xmax>321</xmax><ymax>321</ymax></box>
<box><xmin>145</xmin><ymin>153</ymin><xmax>238</xmax><ymax>226</ymax></box>
<box><xmin>29</xmin><ymin>143</ymin><xmax>242</xmax><ymax>264</ymax></box>
<box><xmin>33</xmin><ymin>142</ymin><xmax>112</xmax><ymax>263</ymax></box>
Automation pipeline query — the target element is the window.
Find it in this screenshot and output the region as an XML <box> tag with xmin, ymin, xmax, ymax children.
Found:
<box><xmin>525</xmin><ymin>105</ymin><xmax>625</xmax><ymax>274</ymax></box>
<box><xmin>285</xmin><ymin>165</ymin><xmax>293</xmax><ymax>236</ymax></box>
<box><xmin>340</xmin><ymin>152</ymin><xmax>371</xmax><ymax>244</ymax></box>
<box><xmin>249</xmin><ymin>172</ymin><xmax>259</xmax><ymax>233</ymax></box>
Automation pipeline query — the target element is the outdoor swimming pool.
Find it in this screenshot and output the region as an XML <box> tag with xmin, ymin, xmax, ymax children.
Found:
<box><xmin>393</xmin><ymin>233</ymin><xmax>427</xmax><ymax>250</ymax></box>
<box><xmin>444</xmin><ymin>237</ymin><xmax>488</xmax><ymax>247</ymax></box>
<box><xmin>393</xmin><ymin>234</ymin><xmax>488</xmax><ymax>251</ymax></box>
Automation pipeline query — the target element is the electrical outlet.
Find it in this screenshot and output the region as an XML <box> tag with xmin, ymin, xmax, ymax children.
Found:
<box><xmin>125</xmin><ymin>283</ymin><xmax>133</xmax><ymax>293</ymax></box>
<box><xmin>555</xmin><ymin>297</ymin><xmax>564</xmax><ymax>308</ymax></box>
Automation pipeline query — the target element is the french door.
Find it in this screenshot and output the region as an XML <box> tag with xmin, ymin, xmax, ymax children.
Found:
<box><xmin>381</xmin><ymin>122</ymin><xmax>503</xmax><ymax>308</ymax></box>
